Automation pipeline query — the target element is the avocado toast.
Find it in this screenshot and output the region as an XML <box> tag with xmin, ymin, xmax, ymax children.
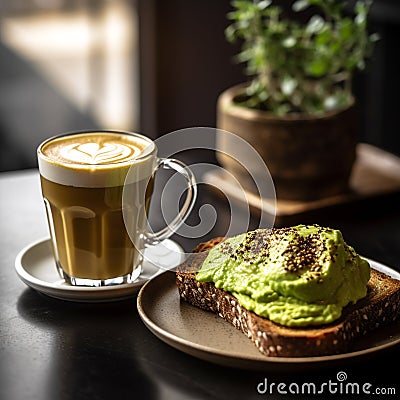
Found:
<box><xmin>176</xmin><ymin>226</ymin><xmax>400</xmax><ymax>357</ymax></box>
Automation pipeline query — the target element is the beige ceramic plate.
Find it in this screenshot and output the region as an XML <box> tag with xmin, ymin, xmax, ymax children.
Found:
<box><xmin>137</xmin><ymin>259</ymin><xmax>400</xmax><ymax>371</ymax></box>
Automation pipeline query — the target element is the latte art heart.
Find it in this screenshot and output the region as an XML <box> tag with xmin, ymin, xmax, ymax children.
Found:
<box><xmin>60</xmin><ymin>142</ymin><xmax>142</xmax><ymax>165</ymax></box>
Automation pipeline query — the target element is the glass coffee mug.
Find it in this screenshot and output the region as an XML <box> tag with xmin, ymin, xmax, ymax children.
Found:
<box><xmin>37</xmin><ymin>130</ymin><xmax>196</xmax><ymax>286</ymax></box>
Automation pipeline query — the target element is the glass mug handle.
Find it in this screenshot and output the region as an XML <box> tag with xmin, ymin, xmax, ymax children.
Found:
<box><xmin>144</xmin><ymin>158</ymin><xmax>197</xmax><ymax>245</ymax></box>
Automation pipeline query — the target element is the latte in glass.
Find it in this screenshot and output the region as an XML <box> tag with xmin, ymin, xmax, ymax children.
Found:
<box><xmin>38</xmin><ymin>130</ymin><xmax>196</xmax><ymax>287</ymax></box>
<box><xmin>38</xmin><ymin>131</ymin><xmax>156</xmax><ymax>286</ymax></box>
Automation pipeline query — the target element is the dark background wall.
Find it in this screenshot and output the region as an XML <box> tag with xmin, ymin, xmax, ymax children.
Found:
<box><xmin>353</xmin><ymin>0</ymin><xmax>400</xmax><ymax>155</ymax></box>
<box><xmin>0</xmin><ymin>0</ymin><xmax>399</xmax><ymax>172</ymax></box>
<box><xmin>138</xmin><ymin>0</ymin><xmax>243</xmax><ymax>139</ymax></box>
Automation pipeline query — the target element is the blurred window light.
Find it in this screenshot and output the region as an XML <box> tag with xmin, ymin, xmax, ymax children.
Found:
<box><xmin>1</xmin><ymin>0</ymin><xmax>139</xmax><ymax>131</ymax></box>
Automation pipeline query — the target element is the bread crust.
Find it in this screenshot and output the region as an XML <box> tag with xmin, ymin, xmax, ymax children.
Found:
<box><xmin>176</xmin><ymin>238</ymin><xmax>400</xmax><ymax>357</ymax></box>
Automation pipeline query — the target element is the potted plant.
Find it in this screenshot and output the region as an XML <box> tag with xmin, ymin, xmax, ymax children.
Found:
<box><xmin>216</xmin><ymin>0</ymin><xmax>378</xmax><ymax>201</ymax></box>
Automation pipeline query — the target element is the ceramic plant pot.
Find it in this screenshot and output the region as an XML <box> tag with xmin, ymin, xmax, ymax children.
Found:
<box><xmin>216</xmin><ymin>84</ymin><xmax>359</xmax><ymax>201</ymax></box>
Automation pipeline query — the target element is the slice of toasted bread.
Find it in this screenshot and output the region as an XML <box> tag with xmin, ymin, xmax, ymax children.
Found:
<box><xmin>176</xmin><ymin>237</ymin><xmax>400</xmax><ymax>357</ymax></box>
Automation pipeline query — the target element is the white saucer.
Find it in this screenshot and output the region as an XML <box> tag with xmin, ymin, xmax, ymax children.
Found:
<box><xmin>15</xmin><ymin>237</ymin><xmax>185</xmax><ymax>302</ymax></box>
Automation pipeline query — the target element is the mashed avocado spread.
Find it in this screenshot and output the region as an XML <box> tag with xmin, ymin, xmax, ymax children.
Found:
<box><xmin>196</xmin><ymin>225</ymin><xmax>370</xmax><ymax>327</ymax></box>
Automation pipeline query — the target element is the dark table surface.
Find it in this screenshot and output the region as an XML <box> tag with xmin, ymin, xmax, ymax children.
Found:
<box><xmin>1</xmin><ymin>167</ymin><xmax>399</xmax><ymax>400</ymax></box>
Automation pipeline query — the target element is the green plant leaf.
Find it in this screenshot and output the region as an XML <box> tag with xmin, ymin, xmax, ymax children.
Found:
<box><xmin>308</xmin><ymin>59</ymin><xmax>330</xmax><ymax>77</ymax></box>
<box><xmin>306</xmin><ymin>15</ymin><xmax>325</xmax><ymax>34</ymax></box>
<box><xmin>369</xmin><ymin>33</ymin><xmax>380</xmax><ymax>42</ymax></box>
<box><xmin>257</xmin><ymin>0</ymin><xmax>272</xmax><ymax>10</ymax></box>
<box><xmin>281</xmin><ymin>77</ymin><xmax>298</xmax><ymax>96</ymax></box>
<box><xmin>338</xmin><ymin>19</ymin><xmax>354</xmax><ymax>42</ymax></box>
<box><xmin>315</xmin><ymin>29</ymin><xmax>331</xmax><ymax>46</ymax></box>
<box><xmin>292</xmin><ymin>0</ymin><xmax>310</xmax><ymax>12</ymax></box>
<box><xmin>282</xmin><ymin>37</ymin><xmax>297</xmax><ymax>48</ymax></box>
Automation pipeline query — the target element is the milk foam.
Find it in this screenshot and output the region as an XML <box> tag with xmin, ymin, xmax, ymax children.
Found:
<box><xmin>59</xmin><ymin>142</ymin><xmax>142</xmax><ymax>165</ymax></box>
<box><xmin>38</xmin><ymin>132</ymin><xmax>156</xmax><ymax>187</ymax></box>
